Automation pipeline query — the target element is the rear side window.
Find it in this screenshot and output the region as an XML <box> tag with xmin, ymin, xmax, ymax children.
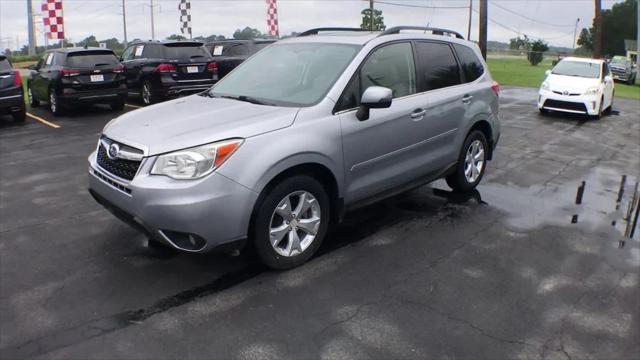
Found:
<box><xmin>0</xmin><ymin>57</ymin><xmax>11</xmax><ymax>72</ymax></box>
<box><xmin>163</xmin><ymin>44</ymin><xmax>209</xmax><ymax>60</ymax></box>
<box><xmin>414</xmin><ymin>42</ymin><xmax>461</xmax><ymax>91</ymax></box>
<box><xmin>225</xmin><ymin>44</ymin><xmax>250</xmax><ymax>56</ymax></box>
<box><xmin>66</xmin><ymin>52</ymin><xmax>119</xmax><ymax>68</ymax></box>
<box><xmin>454</xmin><ymin>44</ymin><xmax>484</xmax><ymax>83</ymax></box>
<box><xmin>254</xmin><ymin>42</ymin><xmax>273</xmax><ymax>52</ymax></box>
<box><xmin>142</xmin><ymin>45</ymin><xmax>163</xmax><ymax>59</ymax></box>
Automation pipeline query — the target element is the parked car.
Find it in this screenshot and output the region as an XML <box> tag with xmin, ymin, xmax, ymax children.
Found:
<box><xmin>120</xmin><ymin>40</ymin><xmax>218</xmax><ymax>105</ymax></box>
<box><xmin>28</xmin><ymin>47</ymin><xmax>127</xmax><ymax>116</ymax></box>
<box><xmin>538</xmin><ymin>57</ymin><xmax>614</xmax><ymax>119</ymax></box>
<box><xmin>88</xmin><ymin>27</ymin><xmax>501</xmax><ymax>269</ymax></box>
<box><xmin>609</xmin><ymin>56</ymin><xmax>636</xmax><ymax>85</ymax></box>
<box><xmin>204</xmin><ymin>39</ymin><xmax>276</xmax><ymax>79</ymax></box>
<box><xmin>0</xmin><ymin>55</ymin><xmax>26</xmax><ymax>122</ymax></box>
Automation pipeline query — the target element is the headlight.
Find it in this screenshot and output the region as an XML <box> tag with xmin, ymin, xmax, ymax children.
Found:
<box><xmin>585</xmin><ymin>87</ymin><xmax>599</xmax><ymax>95</ymax></box>
<box><xmin>151</xmin><ymin>139</ymin><xmax>243</xmax><ymax>180</ymax></box>
<box><xmin>541</xmin><ymin>81</ymin><xmax>550</xmax><ymax>91</ymax></box>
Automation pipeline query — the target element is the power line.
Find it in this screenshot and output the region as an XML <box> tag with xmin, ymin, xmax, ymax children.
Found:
<box><xmin>472</xmin><ymin>8</ymin><xmax>574</xmax><ymax>42</ymax></box>
<box><xmin>491</xmin><ymin>2</ymin><xmax>575</xmax><ymax>28</ymax></box>
<box><xmin>376</xmin><ymin>1</ymin><xmax>468</xmax><ymax>10</ymax></box>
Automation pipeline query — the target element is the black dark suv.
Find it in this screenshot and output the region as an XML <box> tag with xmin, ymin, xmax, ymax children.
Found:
<box><xmin>28</xmin><ymin>48</ymin><xmax>127</xmax><ymax>116</ymax></box>
<box><xmin>205</xmin><ymin>39</ymin><xmax>275</xmax><ymax>79</ymax></box>
<box><xmin>120</xmin><ymin>41</ymin><xmax>218</xmax><ymax>105</ymax></box>
<box><xmin>0</xmin><ymin>55</ymin><xmax>26</xmax><ymax>122</ymax></box>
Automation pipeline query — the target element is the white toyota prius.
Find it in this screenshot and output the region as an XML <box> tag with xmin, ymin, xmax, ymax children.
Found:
<box><xmin>538</xmin><ymin>57</ymin><xmax>615</xmax><ymax>119</ymax></box>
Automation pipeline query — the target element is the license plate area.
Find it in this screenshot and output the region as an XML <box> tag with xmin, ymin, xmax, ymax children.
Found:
<box><xmin>90</xmin><ymin>74</ymin><xmax>104</xmax><ymax>82</ymax></box>
<box><xmin>186</xmin><ymin>66</ymin><xmax>199</xmax><ymax>73</ymax></box>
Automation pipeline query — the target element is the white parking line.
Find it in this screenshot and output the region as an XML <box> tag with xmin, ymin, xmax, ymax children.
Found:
<box><xmin>125</xmin><ymin>103</ymin><xmax>142</xmax><ymax>109</ymax></box>
<box><xmin>26</xmin><ymin>112</ymin><xmax>60</xmax><ymax>129</ymax></box>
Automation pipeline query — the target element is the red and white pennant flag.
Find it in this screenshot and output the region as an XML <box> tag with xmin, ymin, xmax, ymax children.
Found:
<box><xmin>265</xmin><ymin>0</ymin><xmax>279</xmax><ymax>37</ymax></box>
<box><xmin>42</xmin><ymin>0</ymin><xmax>65</xmax><ymax>40</ymax></box>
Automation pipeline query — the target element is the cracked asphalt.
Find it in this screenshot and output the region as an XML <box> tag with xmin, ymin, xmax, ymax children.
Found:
<box><xmin>1</xmin><ymin>87</ymin><xmax>639</xmax><ymax>359</ymax></box>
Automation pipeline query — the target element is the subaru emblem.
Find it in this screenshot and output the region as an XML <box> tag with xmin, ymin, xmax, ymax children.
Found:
<box><xmin>562</xmin><ymin>90</ymin><xmax>569</xmax><ymax>96</ymax></box>
<box><xmin>107</xmin><ymin>143</ymin><xmax>120</xmax><ymax>160</ymax></box>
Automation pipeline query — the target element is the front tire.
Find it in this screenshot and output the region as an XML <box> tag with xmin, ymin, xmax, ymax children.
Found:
<box><xmin>592</xmin><ymin>96</ymin><xmax>604</xmax><ymax>120</ymax></box>
<box><xmin>252</xmin><ymin>175</ymin><xmax>330</xmax><ymax>270</ymax></box>
<box><xmin>446</xmin><ymin>130</ymin><xmax>488</xmax><ymax>193</ymax></box>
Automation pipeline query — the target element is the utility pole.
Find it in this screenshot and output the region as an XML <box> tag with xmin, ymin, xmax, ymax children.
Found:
<box><xmin>572</xmin><ymin>18</ymin><xmax>580</xmax><ymax>50</ymax></box>
<box><xmin>150</xmin><ymin>0</ymin><xmax>156</xmax><ymax>40</ymax></box>
<box><xmin>369</xmin><ymin>0</ymin><xmax>374</xmax><ymax>31</ymax></box>
<box><xmin>593</xmin><ymin>0</ymin><xmax>602</xmax><ymax>58</ymax></box>
<box><xmin>122</xmin><ymin>0</ymin><xmax>128</xmax><ymax>45</ymax></box>
<box><xmin>467</xmin><ymin>0</ymin><xmax>473</xmax><ymax>40</ymax></box>
<box><xmin>636</xmin><ymin>0</ymin><xmax>639</xmax><ymax>77</ymax></box>
<box><xmin>27</xmin><ymin>0</ymin><xmax>36</xmax><ymax>55</ymax></box>
<box><xmin>479</xmin><ymin>0</ymin><xmax>487</xmax><ymax>59</ymax></box>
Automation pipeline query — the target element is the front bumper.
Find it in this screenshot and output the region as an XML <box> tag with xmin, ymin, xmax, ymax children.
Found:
<box><xmin>537</xmin><ymin>89</ymin><xmax>601</xmax><ymax>115</ymax></box>
<box><xmin>88</xmin><ymin>151</ymin><xmax>258</xmax><ymax>253</ymax></box>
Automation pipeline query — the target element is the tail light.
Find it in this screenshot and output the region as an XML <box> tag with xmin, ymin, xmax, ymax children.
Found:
<box><xmin>207</xmin><ymin>62</ymin><xmax>218</xmax><ymax>72</ymax></box>
<box><xmin>61</xmin><ymin>68</ymin><xmax>80</xmax><ymax>77</ymax></box>
<box><xmin>113</xmin><ymin>64</ymin><xmax>125</xmax><ymax>73</ymax></box>
<box><xmin>491</xmin><ymin>81</ymin><xmax>500</xmax><ymax>97</ymax></box>
<box><xmin>154</xmin><ymin>63</ymin><xmax>177</xmax><ymax>73</ymax></box>
<box><xmin>13</xmin><ymin>71</ymin><xmax>22</xmax><ymax>87</ymax></box>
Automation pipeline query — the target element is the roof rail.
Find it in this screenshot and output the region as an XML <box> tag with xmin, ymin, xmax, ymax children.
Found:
<box><xmin>379</xmin><ymin>26</ymin><xmax>464</xmax><ymax>39</ymax></box>
<box><xmin>298</xmin><ymin>27</ymin><xmax>371</xmax><ymax>37</ymax></box>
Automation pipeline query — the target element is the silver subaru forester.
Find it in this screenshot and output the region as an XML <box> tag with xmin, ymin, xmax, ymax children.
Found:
<box><xmin>88</xmin><ymin>27</ymin><xmax>501</xmax><ymax>269</ymax></box>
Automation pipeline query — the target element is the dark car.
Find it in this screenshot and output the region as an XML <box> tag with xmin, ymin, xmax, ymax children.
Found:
<box><xmin>28</xmin><ymin>47</ymin><xmax>127</xmax><ymax>116</ymax></box>
<box><xmin>610</xmin><ymin>56</ymin><xmax>636</xmax><ymax>85</ymax></box>
<box><xmin>0</xmin><ymin>55</ymin><xmax>26</xmax><ymax>122</ymax></box>
<box><xmin>120</xmin><ymin>41</ymin><xmax>218</xmax><ymax>105</ymax></box>
<box><xmin>204</xmin><ymin>39</ymin><xmax>276</xmax><ymax>79</ymax></box>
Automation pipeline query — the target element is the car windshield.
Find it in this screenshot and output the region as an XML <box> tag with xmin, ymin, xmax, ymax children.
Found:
<box><xmin>611</xmin><ymin>59</ymin><xmax>630</xmax><ymax>66</ymax></box>
<box><xmin>209</xmin><ymin>43</ymin><xmax>361</xmax><ymax>107</ymax></box>
<box><xmin>552</xmin><ymin>60</ymin><xmax>601</xmax><ymax>79</ymax></box>
<box><xmin>0</xmin><ymin>57</ymin><xmax>11</xmax><ymax>72</ymax></box>
<box><xmin>66</xmin><ymin>52</ymin><xmax>119</xmax><ymax>68</ymax></box>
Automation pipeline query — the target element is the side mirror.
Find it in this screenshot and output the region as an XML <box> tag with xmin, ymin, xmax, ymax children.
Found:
<box><xmin>604</xmin><ymin>75</ymin><xmax>612</xmax><ymax>83</ymax></box>
<box><xmin>356</xmin><ymin>86</ymin><xmax>392</xmax><ymax>121</ymax></box>
<box><xmin>544</xmin><ymin>70</ymin><xmax>551</xmax><ymax>76</ymax></box>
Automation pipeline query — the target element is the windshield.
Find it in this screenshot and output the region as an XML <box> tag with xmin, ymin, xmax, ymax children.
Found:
<box><xmin>552</xmin><ymin>60</ymin><xmax>601</xmax><ymax>79</ymax></box>
<box><xmin>611</xmin><ymin>59</ymin><xmax>630</xmax><ymax>66</ymax></box>
<box><xmin>209</xmin><ymin>43</ymin><xmax>361</xmax><ymax>107</ymax></box>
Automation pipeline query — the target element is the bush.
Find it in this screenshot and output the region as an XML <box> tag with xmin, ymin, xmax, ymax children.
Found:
<box><xmin>527</xmin><ymin>40</ymin><xmax>549</xmax><ymax>66</ymax></box>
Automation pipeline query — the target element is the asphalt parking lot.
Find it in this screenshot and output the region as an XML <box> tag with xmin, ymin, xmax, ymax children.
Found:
<box><xmin>1</xmin><ymin>87</ymin><xmax>639</xmax><ymax>359</ymax></box>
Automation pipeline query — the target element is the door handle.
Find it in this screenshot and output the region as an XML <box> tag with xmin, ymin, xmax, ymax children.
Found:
<box><xmin>410</xmin><ymin>108</ymin><xmax>427</xmax><ymax>120</ymax></box>
<box><xmin>462</xmin><ymin>94</ymin><xmax>473</xmax><ymax>104</ymax></box>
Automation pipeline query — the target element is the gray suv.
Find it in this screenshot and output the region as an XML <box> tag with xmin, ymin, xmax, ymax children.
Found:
<box><xmin>88</xmin><ymin>27</ymin><xmax>501</xmax><ymax>269</ymax></box>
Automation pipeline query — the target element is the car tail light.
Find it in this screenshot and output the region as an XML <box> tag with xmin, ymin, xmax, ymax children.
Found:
<box><xmin>13</xmin><ymin>71</ymin><xmax>22</xmax><ymax>87</ymax></box>
<box><xmin>113</xmin><ymin>64</ymin><xmax>125</xmax><ymax>73</ymax></box>
<box><xmin>61</xmin><ymin>68</ymin><xmax>80</xmax><ymax>77</ymax></box>
<box><xmin>154</xmin><ymin>63</ymin><xmax>177</xmax><ymax>73</ymax></box>
<box><xmin>491</xmin><ymin>81</ymin><xmax>500</xmax><ymax>97</ymax></box>
<box><xmin>207</xmin><ymin>62</ymin><xmax>218</xmax><ymax>72</ymax></box>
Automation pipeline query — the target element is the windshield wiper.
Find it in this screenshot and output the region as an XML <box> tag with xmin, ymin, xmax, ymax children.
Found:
<box><xmin>209</xmin><ymin>94</ymin><xmax>273</xmax><ymax>106</ymax></box>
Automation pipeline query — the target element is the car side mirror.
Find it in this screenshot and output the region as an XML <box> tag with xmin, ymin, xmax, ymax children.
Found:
<box><xmin>545</xmin><ymin>70</ymin><xmax>551</xmax><ymax>76</ymax></box>
<box><xmin>604</xmin><ymin>75</ymin><xmax>612</xmax><ymax>83</ymax></box>
<box><xmin>356</xmin><ymin>86</ymin><xmax>392</xmax><ymax>121</ymax></box>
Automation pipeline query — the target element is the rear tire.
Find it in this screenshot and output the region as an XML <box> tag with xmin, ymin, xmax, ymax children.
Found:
<box><xmin>446</xmin><ymin>130</ymin><xmax>489</xmax><ymax>193</ymax></box>
<box><xmin>12</xmin><ymin>106</ymin><xmax>26</xmax><ymax>122</ymax></box>
<box><xmin>141</xmin><ymin>81</ymin><xmax>158</xmax><ymax>106</ymax></box>
<box><xmin>252</xmin><ymin>175</ymin><xmax>330</xmax><ymax>270</ymax></box>
<box><xmin>49</xmin><ymin>90</ymin><xmax>63</xmax><ymax>116</ymax></box>
<box><xmin>111</xmin><ymin>98</ymin><xmax>125</xmax><ymax>112</ymax></box>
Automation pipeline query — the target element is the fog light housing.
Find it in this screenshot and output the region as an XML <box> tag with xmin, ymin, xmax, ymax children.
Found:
<box><xmin>159</xmin><ymin>230</ymin><xmax>207</xmax><ymax>252</ymax></box>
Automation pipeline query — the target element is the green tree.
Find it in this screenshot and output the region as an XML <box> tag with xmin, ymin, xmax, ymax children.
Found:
<box><xmin>77</xmin><ymin>35</ymin><xmax>99</xmax><ymax>48</ymax></box>
<box><xmin>509</xmin><ymin>35</ymin><xmax>529</xmax><ymax>51</ymax></box>
<box><xmin>360</xmin><ymin>8</ymin><xmax>386</xmax><ymax>31</ymax></box>
<box><xmin>597</xmin><ymin>0</ymin><xmax>637</xmax><ymax>56</ymax></box>
<box><xmin>527</xmin><ymin>39</ymin><xmax>549</xmax><ymax>66</ymax></box>
<box><xmin>233</xmin><ymin>27</ymin><xmax>266</xmax><ymax>40</ymax></box>
<box><xmin>576</xmin><ymin>28</ymin><xmax>593</xmax><ymax>51</ymax></box>
<box><xmin>166</xmin><ymin>34</ymin><xmax>187</xmax><ymax>41</ymax></box>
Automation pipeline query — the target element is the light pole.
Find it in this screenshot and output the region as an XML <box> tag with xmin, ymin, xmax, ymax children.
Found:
<box><xmin>122</xmin><ymin>0</ymin><xmax>128</xmax><ymax>45</ymax></box>
<box><xmin>369</xmin><ymin>0</ymin><xmax>374</xmax><ymax>31</ymax></box>
<box><xmin>467</xmin><ymin>0</ymin><xmax>473</xmax><ymax>40</ymax></box>
<box><xmin>27</xmin><ymin>0</ymin><xmax>36</xmax><ymax>55</ymax></box>
<box><xmin>150</xmin><ymin>0</ymin><xmax>156</xmax><ymax>40</ymax></box>
<box><xmin>572</xmin><ymin>18</ymin><xmax>580</xmax><ymax>50</ymax></box>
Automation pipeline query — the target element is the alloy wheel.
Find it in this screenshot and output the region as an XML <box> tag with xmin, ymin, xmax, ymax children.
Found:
<box><xmin>464</xmin><ymin>140</ymin><xmax>485</xmax><ymax>183</ymax></box>
<box><xmin>269</xmin><ymin>191</ymin><xmax>321</xmax><ymax>257</ymax></box>
<box><xmin>49</xmin><ymin>92</ymin><xmax>57</xmax><ymax>113</ymax></box>
<box><xmin>142</xmin><ymin>83</ymin><xmax>151</xmax><ymax>105</ymax></box>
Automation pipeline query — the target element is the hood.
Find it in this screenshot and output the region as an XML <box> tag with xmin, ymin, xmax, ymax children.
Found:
<box><xmin>103</xmin><ymin>94</ymin><xmax>299</xmax><ymax>155</ymax></box>
<box><xmin>545</xmin><ymin>74</ymin><xmax>601</xmax><ymax>94</ymax></box>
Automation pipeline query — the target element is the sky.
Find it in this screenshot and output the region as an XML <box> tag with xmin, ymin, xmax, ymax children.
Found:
<box><xmin>0</xmin><ymin>0</ymin><xmax>627</xmax><ymax>51</ymax></box>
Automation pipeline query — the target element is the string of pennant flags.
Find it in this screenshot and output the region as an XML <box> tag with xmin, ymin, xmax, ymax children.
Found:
<box><xmin>39</xmin><ymin>0</ymin><xmax>280</xmax><ymax>42</ymax></box>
